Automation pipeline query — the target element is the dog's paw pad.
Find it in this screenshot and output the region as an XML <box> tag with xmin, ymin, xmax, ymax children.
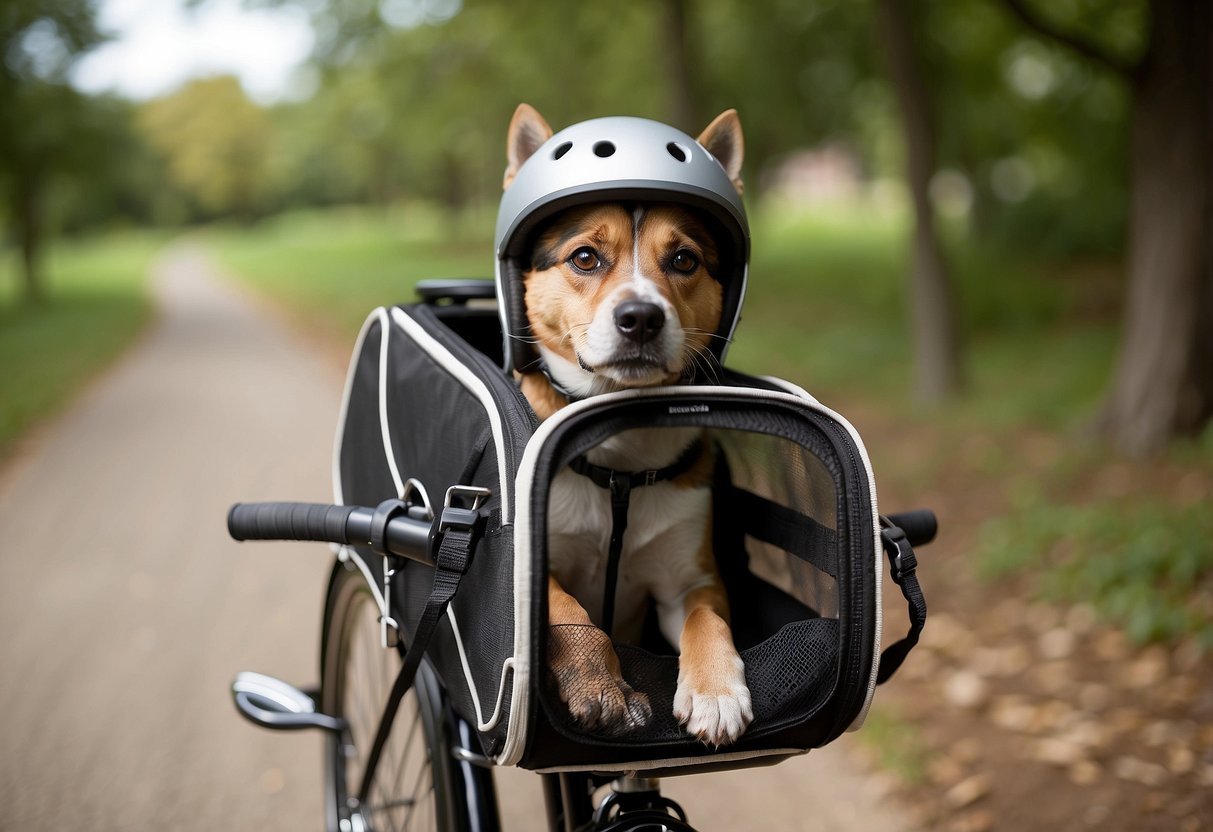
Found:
<box><xmin>565</xmin><ymin>678</ymin><xmax>650</xmax><ymax>736</ymax></box>
<box><xmin>674</xmin><ymin>659</ymin><xmax>753</xmax><ymax>747</ymax></box>
<box><xmin>622</xmin><ymin>684</ymin><xmax>653</xmax><ymax>730</ymax></box>
<box><xmin>548</xmin><ymin>625</ymin><xmax>651</xmax><ymax>736</ymax></box>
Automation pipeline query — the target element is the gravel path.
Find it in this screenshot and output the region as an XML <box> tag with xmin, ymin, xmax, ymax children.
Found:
<box><xmin>0</xmin><ymin>247</ymin><xmax>909</xmax><ymax>831</ymax></box>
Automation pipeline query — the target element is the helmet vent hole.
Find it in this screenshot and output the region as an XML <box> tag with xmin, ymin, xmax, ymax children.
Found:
<box><xmin>593</xmin><ymin>141</ymin><xmax>616</xmax><ymax>158</ymax></box>
<box><xmin>551</xmin><ymin>141</ymin><xmax>573</xmax><ymax>160</ymax></box>
<box><xmin>666</xmin><ymin>142</ymin><xmax>690</xmax><ymax>162</ymax></box>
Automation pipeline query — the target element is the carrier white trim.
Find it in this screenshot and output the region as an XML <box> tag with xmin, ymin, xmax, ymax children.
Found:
<box><xmin>500</xmin><ymin>383</ymin><xmax>884</xmax><ymax>764</ymax></box>
<box><xmin>333</xmin><ymin>308</ymin><xmax>384</xmax><ymax>507</ymax></box>
<box><xmin>446</xmin><ymin>607</ymin><xmax>514</xmax><ymax>732</ymax></box>
<box><xmin>378</xmin><ymin>310</ymin><xmax>406</xmax><ymax>496</ymax></box>
<box><xmin>388</xmin><ymin>307</ymin><xmax>512</xmax><ymax>517</ymax></box>
<box><xmin>336</xmin><ymin>546</ymin><xmax>391</xmax><ymax>622</ymax></box>
<box><xmin>531</xmin><ymin>746</ymin><xmax>803</xmax><ymax>775</ymax></box>
<box><xmin>384</xmin><ymin>306</ymin><xmax>520</xmax><ymax>734</ymax></box>
<box><xmin>761</xmin><ymin>377</ymin><xmax>884</xmax><ymax>731</ymax></box>
<box><xmin>334</xmin><ymin>307</ymin><xmax>517</xmax><ymax>733</ymax></box>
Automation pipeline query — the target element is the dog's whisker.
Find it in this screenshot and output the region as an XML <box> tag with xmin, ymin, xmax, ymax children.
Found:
<box><xmin>682</xmin><ymin>341</ymin><xmax>722</xmax><ymax>384</ymax></box>
<box><xmin>682</xmin><ymin>327</ymin><xmax>733</xmax><ymax>345</ymax></box>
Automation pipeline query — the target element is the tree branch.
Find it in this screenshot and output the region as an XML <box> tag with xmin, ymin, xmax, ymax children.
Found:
<box><xmin>998</xmin><ymin>0</ymin><xmax>1140</xmax><ymax>78</ymax></box>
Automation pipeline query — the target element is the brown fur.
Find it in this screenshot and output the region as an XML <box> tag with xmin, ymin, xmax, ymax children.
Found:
<box><xmin>505</xmin><ymin>104</ymin><xmax>753</xmax><ymax>745</ymax></box>
<box><xmin>519</xmin><ymin>204</ymin><xmax>723</xmax><ymax>393</ymax></box>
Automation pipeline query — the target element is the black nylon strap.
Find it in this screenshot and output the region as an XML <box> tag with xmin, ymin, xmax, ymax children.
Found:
<box><xmin>568</xmin><ymin>438</ymin><xmax>705</xmax><ymax>491</ymax></box>
<box><xmin>357</xmin><ymin>525</ymin><xmax>477</xmax><ymax>804</ymax></box>
<box><xmin>568</xmin><ymin>439</ymin><xmax>706</xmax><ymax>634</ymax></box>
<box><xmin>876</xmin><ymin>522</ymin><xmax>927</xmax><ymax>684</ymax></box>
<box><xmin>729</xmin><ymin>487</ymin><xmax>839</xmax><ymax>578</ymax></box>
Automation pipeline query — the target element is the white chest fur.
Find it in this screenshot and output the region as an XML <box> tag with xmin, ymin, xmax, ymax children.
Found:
<box><xmin>546</xmin><ymin>427</ymin><xmax>713</xmax><ymax>645</ymax></box>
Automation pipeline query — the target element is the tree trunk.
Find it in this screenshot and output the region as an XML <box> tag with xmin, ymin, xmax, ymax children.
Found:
<box><xmin>1098</xmin><ymin>0</ymin><xmax>1213</xmax><ymax>454</ymax></box>
<box><xmin>16</xmin><ymin>174</ymin><xmax>43</xmax><ymax>304</ymax></box>
<box><xmin>875</xmin><ymin>0</ymin><xmax>962</xmax><ymax>400</ymax></box>
<box><xmin>660</xmin><ymin>0</ymin><xmax>700</xmax><ymax>131</ymax></box>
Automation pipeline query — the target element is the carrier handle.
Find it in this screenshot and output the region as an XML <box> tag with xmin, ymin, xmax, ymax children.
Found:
<box><xmin>415</xmin><ymin>278</ymin><xmax>496</xmax><ymax>305</ymax></box>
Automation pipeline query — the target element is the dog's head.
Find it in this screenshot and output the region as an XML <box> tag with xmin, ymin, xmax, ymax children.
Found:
<box><xmin>504</xmin><ymin>104</ymin><xmax>745</xmax><ymax>404</ymax></box>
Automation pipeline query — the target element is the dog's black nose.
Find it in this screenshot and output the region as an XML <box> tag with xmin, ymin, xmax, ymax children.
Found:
<box><xmin>614</xmin><ymin>301</ymin><xmax>665</xmax><ymax>343</ymax></box>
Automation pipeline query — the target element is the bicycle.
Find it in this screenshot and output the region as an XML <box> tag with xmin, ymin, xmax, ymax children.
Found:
<box><xmin>229</xmin><ymin>281</ymin><xmax>936</xmax><ymax>832</ymax></box>
<box><xmin>228</xmin><ymin>109</ymin><xmax>936</xmax><ymax>827</ymax></box>
<box><xmin>229</xmin><ymin>466</ymin><xmax>935</xmax><ymax>832</ymax></box>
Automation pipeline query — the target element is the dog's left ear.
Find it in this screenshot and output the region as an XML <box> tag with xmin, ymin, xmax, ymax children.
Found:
<box><xmin>697</xmin><ymin>109</ymin><xmax>745</xmax><ymax>196</ymax></box>
<box><xmin>504</xmin><ymin>103</ymin><xmax>554</xmax><ymax>190</ymax></box>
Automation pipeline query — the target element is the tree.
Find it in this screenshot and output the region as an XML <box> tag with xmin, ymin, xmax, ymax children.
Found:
<box><xmin>0</xmin><ymin>0</ymin><xmax>104</xmax><ymax>302</ymax></box>
<box><xmin>137</xmin><ymin>77</ymin><xmax>281</xmax><ymax>222</ymax></box>
<box><xmin>997</xmin><ymin>0</ymin><xmax>1212</xmax><ymax>453</ymax></box>
<box><xmin>876</xmin><ymin>0</ymin><xmax>963</xmax><ymax>400</ymax></box>
<box><xmin>659</xmin><ymin>0</ymin><xmax>703</xmax><ymax>131</ymax></box>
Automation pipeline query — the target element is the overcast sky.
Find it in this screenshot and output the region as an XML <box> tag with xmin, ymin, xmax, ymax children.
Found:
<box><xmin>70</xmin><ymin>0</ymin><xmax>316</xmax><ymax>103</ymax></box>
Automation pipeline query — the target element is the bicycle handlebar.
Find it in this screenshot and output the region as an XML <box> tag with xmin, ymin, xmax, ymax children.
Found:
<box><xmin>884</xmin><ymin>509</ymin><xmax>937</xmax><ymax>547</ymax></box>
<box><xmin>227</xmin><ymin>501</ymin><xmax>435</xmax><ymax>565</ymax></box>
<box><xmin>228</xmin><ymin>501</ymin><xmax>935</xmax><ymax>568</ymax></box>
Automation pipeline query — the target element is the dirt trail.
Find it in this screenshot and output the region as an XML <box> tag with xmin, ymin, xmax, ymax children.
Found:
<box><xmin>0</xmin><ymin>246</ymin><xmax>908</xmax><ymax>831</ymax></box>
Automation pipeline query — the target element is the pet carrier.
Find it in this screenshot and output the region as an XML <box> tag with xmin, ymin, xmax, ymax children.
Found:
<box><xmin>331</xmin><ymin>283</ymin><xmax>929</xmax><ymax>775</ymax></box>
<box><xmin>322</xmin><ymin>113</ymin><xmax>928</xmax><ymax>775</ymax></box>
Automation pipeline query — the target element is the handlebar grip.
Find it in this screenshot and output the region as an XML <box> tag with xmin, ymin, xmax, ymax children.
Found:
<box><xmin>228</xmin><ymin>502</ymin><xmax>357</xmax><ymax>545</ymax></box>
<box><xmin>885</xmin><ymin>509</ymin><xmax>937</xmax><ymax>547</ymax></box>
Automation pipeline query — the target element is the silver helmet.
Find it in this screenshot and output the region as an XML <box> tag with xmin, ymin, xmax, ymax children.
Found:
<box><xmin>494</xmin><ymin>108</ymin><xmax>750</xmax><ymax>374</ymax></box>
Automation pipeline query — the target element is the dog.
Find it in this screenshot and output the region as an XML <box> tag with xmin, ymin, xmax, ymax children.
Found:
<box><xmin>503</xmin><ymin>104</ymin><xmax>753</xmax><ymax>747</ymax></box>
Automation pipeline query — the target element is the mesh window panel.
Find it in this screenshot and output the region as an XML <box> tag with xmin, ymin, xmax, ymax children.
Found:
<box><xmin>540</xmin><ymin>426</ymin><xmax>842</xmax><ymax>748</ymax></box>
<box><xmin>718</xmin><ymin>430</ymin><xmax>840</xmax><ymax>619</ymax></box>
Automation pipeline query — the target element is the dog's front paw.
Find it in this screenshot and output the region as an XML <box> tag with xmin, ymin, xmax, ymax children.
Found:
<box><xmin>548</xmin><ymin>625</ymin><xmax>651</xmax><ymax>736</ymax></box>
<box><xmin>673</xmin><ymin>652</ymin><xmax>753</xmax><ymax>747</ymax></box>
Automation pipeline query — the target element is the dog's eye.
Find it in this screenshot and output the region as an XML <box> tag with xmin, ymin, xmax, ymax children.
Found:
<box><xmin>670</xmin><ymin>250</ymin><xmax>699</xmax><ymax>274</ymax></box>
<box><xmin>569</xmin><ymin>247</ymin><xmax>601</xmax><ymax>272</ymax></box>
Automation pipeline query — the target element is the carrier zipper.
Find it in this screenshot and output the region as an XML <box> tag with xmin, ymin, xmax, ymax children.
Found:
<box><xmin>807</xmin><ymin>415</ymin><xmax>875</xmax><ymax>738</ymax></box>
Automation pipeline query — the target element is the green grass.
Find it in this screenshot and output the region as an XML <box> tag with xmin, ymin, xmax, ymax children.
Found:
<box><xmin>726</xmin><ymin>203</ymin><xmax>909</xmax><ymax>389</ymax></box>
<box><xmin>206</xmin><ymin>204</ymin><xmax>493</xmax><ymax>339</ymax></box>
<box><xmin>0</xmin><ymin>231</ymin><xmax>164</xmax><ymax>457</ymax></box>
<box><xmin>977</xmin><ymin>494</ymin><xmax>1213</xmax><ymax>646</ymax></box>
<box><xmin>206</xmin><ymin>200</ymin><xmax>1119</xmax><ymax>433</ymax></box>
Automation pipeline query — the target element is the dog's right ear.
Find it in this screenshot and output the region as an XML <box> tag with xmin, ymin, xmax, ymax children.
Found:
<box><xmin>504</xmin><ymin>103</ymin><xmax>553</xmax><ymax>190</ymax></box>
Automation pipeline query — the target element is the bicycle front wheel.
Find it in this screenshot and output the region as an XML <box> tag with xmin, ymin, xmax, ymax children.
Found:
<box><xmin>320</xmin><ymin>559</ymin><xmax>456</xmax><ymax>832</ymax></box>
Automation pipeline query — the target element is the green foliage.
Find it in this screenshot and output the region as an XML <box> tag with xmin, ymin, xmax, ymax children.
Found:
<box><xmin>923</xmin><ymin>0</ymin><xmax>1143</xmax><ymax>256</ymax></box>
<box><xmin>978</xmin><ymin>494</ymin><xmax>1213</xmax><ymax>646</ymax></box>
<box><xmin>2</xmin><ymin>0</ymin><xmax>1149</xmax><ymax>268</ymax></box>
<box><xmin>137</xmin><ymin>77</ymin><xmax>282</xmax><ymax>221</ymax></box>
<box><xmin>0</xmin><ymin>230</ymin><xmax>163</xmax><ymax>456</ymax></box>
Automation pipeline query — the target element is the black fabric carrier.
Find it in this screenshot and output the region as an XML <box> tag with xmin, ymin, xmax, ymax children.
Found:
<box><xmin>334</xmin><ymin>297</ymin><xmax>924</xmax><ymax>775</ymax></box>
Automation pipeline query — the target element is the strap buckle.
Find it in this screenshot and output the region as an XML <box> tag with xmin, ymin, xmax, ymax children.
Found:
<box><xmin>880</xmin><ymin>518</ymin><xmax>918</xmax><ymax>586</ymax></box>
<box><xmin>438</xmin><ymin>484</ymin><xmax>491</xmax><ymax>532</ymax></box>
<box><xmin>430</xmin><ymin>485</ymin><xmax>491</xmax><ymax>572</ymax></box>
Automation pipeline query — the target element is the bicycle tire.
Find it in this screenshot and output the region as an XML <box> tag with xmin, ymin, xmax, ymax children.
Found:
<box><xmin>320</xmin><ymin>559</ymin><xmax>458</xmax><ymax>832</ymax></box>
